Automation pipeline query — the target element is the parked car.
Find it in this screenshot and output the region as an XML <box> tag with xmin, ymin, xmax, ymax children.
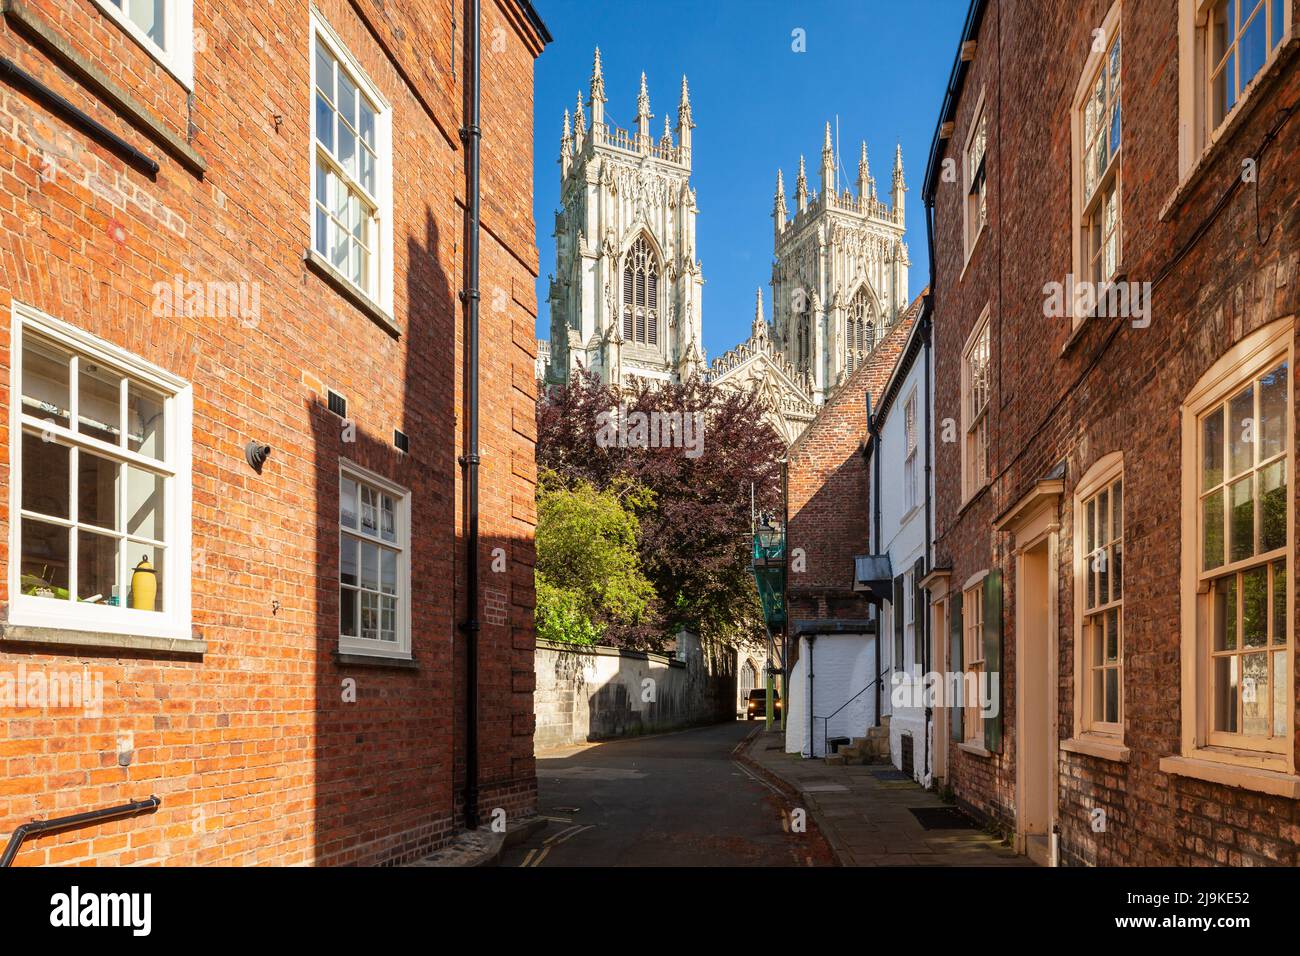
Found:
<box><xmin>745</xmin><ymin>688</ymin><xmax>781</xmax><ymax>720</ymax></box>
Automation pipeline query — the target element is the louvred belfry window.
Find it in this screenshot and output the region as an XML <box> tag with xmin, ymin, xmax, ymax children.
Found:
<box><xmin>845</xmin><ymin>288</ymin><xmax>874</xmax><ymax>374</ymax></box>
<box><xmin>622</xmin><ymin>235</ymin><xmax>660</xmax><ymax>347</ymax></box>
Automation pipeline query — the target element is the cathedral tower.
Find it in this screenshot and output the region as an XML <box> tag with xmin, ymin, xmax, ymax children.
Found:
<box><xmin>770</xmin><ymin>127</ymin><xmax>910</xmax><ymax>403</ymax></box>
<box><xmin>545</xmin><ymin>50</ymin><xmax>705</xmax><ymax>388</ymax></box>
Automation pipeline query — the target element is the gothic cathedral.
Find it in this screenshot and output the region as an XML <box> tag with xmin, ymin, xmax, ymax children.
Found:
<box><xmin>543</xmin><ymin>50</ymin><xmax>911</xmax><ymax>444</ymax></box>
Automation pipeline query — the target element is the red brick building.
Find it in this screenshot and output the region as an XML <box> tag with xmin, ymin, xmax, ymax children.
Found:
<box><xmin>924</xmin><ymin>0</ymin><xmax>1300</xmax><ymax>864</ymax></box>
<box><xmin>0</xmin><ymin>0</ymin><xmax>548</xmax><ymax>865</ymax></box>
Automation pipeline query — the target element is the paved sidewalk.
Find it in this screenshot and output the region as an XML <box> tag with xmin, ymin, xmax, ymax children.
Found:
<box><xmin>742</xmin><ymin>729</ymin><xmax>1032</xmax><ymax>866</ymax></box>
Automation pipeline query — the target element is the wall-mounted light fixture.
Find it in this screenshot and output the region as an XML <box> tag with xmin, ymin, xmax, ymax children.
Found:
<box><xmin>245</xmin><ymin>441</ymin><xmax>272</xmax><ymax>474</ymax></box>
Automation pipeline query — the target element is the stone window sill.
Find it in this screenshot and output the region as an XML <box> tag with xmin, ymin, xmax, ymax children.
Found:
<box><xmin>335</xmin><ymin>652</ymin><xmax>418</xmax><ymax>670</ymax></box>
<box><xmin>1</xmin><ymin>624</ymin><xmax>205</xmax><ymax>657</ymax></box>
<box><xmin>1159</xmin><ymin>753</ymin><xmax>1300</xmax><ymax>799</ymax></box>
<box><xmin>958</xmin><ymin>741</ymin><xmax>993</xmax><ymax>759</ymax></box>
<box><xmin>304</xmin><ymin>249</ymin><xmax>400</xmax><ymax>339</ymax></box>
<box><xmin>1061</xmin><ymin>734</ymin><xmax>1130</xmax><ymax>763</ymax></box>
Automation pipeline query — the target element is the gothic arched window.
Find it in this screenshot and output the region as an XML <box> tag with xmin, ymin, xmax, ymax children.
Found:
<box><xmin>622</xmin><ymin>236</ymin><xmax>659</xmax><ymax>347</ymax></box>
<box><xmin>845</xmin><ymin>289</ymin><xmax>875</xmax><ymax>373</ymax></box>
<box><xmin>797</xmin><ymin>311</ymin><xmax>811</xmax><ymax>373</ymax></box>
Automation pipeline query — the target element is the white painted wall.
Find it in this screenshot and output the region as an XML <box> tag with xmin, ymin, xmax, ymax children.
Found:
<box><xmin>872</xmin><ymin>331</ymin><xmax>934</xmax><ymax>784</ymax></box>
<box><xmin>784</xmin><ymin>632</ymin><xmax>878</xmax><ymax>757</ymax></box>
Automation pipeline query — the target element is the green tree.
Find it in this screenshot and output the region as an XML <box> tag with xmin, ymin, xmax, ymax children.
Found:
<box><xmin>534</xmin><ymin>470</ymin><xmax>658</xmax><ymax>645</ymax></box>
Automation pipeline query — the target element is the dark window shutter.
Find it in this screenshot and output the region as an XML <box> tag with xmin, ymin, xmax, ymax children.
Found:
<box><xmin>912</xmin><ymin>557</ymin><xmax>926</xmax><ymax>671</ymax></box>
<box><xmin>893</xmin><ymin>574</ymin><xmax>905</xmax><ymax>670</ymax></box>
<box><xmin>949</xmin><ymin>591</ymin><xmax>963</xmax><ymax>740</ymax></box>
<box><xmin>983</xmin><ymin>568</ymin><xmax>1004</xmax><ymax>753</ymax></box>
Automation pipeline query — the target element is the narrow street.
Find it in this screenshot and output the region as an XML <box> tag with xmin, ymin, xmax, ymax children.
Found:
<box><xmin>500</xmin><ymin>721</ymin><xmax>834</xmax><ymax>867</ymax></box>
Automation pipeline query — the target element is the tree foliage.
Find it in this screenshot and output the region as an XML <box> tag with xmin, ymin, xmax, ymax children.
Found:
<box><xmin>537</xmin><ymin>370</ymin><xmax>784</xmax><ymax>650</ymax></box>
<box><xmin>534</xmin><ymin>470</ymin><xmax>656</xmax><ymax>645</ymax></box>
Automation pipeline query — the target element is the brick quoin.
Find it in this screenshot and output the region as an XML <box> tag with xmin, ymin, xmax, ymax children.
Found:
<box><xmin>0</xmin><ymin>0</ymin><xmax>546</xmax><ymax>865</ymax></box>
<box><xmin>930</xmin><ymin>0</ymin><xmax>1300</xmax><ymax>864</ymax></box>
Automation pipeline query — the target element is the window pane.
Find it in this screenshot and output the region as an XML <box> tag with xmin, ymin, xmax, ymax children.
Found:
<box><xmin>127</xmin><ymin>383</ymin><xmax>164</xmax><ymax>459</ymax></box>
<box><xmin>127</xmin><ymin>546</ymin><xmax>163</xmax><ymax>612</ymax></box>
<box><xmin>22</xmin><ymin>433</ymin><xmax>70</xmax><ymax>519</ymax></box>
<box><xmin>1097</xmin><ymin>544</ymin><xmax>1109</xmax><ymax>604</ymax></box>
<box><xmin>1091</xmin><ymin>619</ymin><xmax>1104</xmax><ymax>666</ymax></box>
<box><xmin>22</xmin><ymin>338</ymin><xmax>72</xmax><ymax>428</ymax></box>
<box><xmin>1092</xmin><ymin>668</ymin><xmax>1105</xmax><ymax>722</ymax></box>
<box><xmin>1214</xmin><ymin>655</ymin><xmax>1238</xmax><ymax>732</ymax></box>
<box><xmin>380</xmin><ymin>548</ymin><xmax>396</xmax><ymax>595</ymax></box>
<box><xmin>340</xmin><ymin>477</ymin><xmax>358</xmax><ymax>529</ymax></box>
<box><xmin>338</xmin><ymin>116</ymin><xmax>357</xmax><ymax>178</ymax></box>
<box><xmin>1258</xmin><ymin>362</ymin><xmax>1287</xmax><ymax>459</ymax></box>
<box><xmin>1239</xmin><ymin>3</ymin><xmax>1268</xmax><ymax>89</ymax></box>
<box><xmin>1112</xmin><ymin>543</ymin><xmax>1122</xmax><ymax>600</ymax></box>
<box><xmin>381</xmin><ymin>495</ymin><xmax>396</xmax><ymax>542</ymax></box>
<box><xmin>360</xmin><ymin>541</ymin><xmax>379</xmax><ymax>590</ymax></box>
<box><xmin>1085</xmin><ymin>498</ymin><xmax>1096</xmax><ymax>553</ymax></box>
<box><xmin>1228</xmin><ymin>384</ymin><xmax>1254</xmax><ymax>476</ymax></box>
<box><xmin>337</xmin><ymin>73</ymin><xmax>357</xmax><ymax>130</ymax></box>
<box><xmin>1112</xmin><ymin>480</ymin><xmax>1122</xmax><ymax>535</ymax></box>
<box><xmin>1202</xmin><ymin>406</ymin><xmax>1224</xmax><ymax>489</ymax></box>
<box><xmin>126</xmin><ymin>466</ymin><xmax>165</xmax><ymax>541</ymax></box>
<box><xmin>1104</xmin><ymin>669</ymin><xmax>1119</xmax><ymax>724</ymax></box>
<box><xmin>381</xmin><ymin>595</ymin><xmax>396</xmax><ymax>642</ymax></box>
<box><xmin>1260</xmin><ymin>459</ymin><xmax>1286</xmax><ymax>552</ymax></box>
<box><xmin>126</xmin><ymin>0</ymin><xmax>165</xmax><ymax>48</ymax></box>
<box><xmin>315</xmin><ymin>43</ymin><xmax>334</xmax><ymax>98</ymax></box>
<box><xmin>1213</xmin><ymin>575</ymin><xmax>1236</xmax><ymax>650</ymax></box>
<box><xmin>1273</xmin><ymin>649</ymin><xmax>1286</xmax><ymax>736</ymax></box>
<box><xmin>1272</xmin><ymin>0</ymin><xmax>1284</xmax><ymax>47</ymax></box>
<box><xmin>1272</xmin><ymin>560</ymin><xmax>1287</xmax><ymax>644</ymax></box>
<box><xmin>20</xmin><ymin>518</ymin><xmax>70</xmax><ymax>600</ymax></box>
<box><xmin>78</xmin><ymin>451</ymin><xmax>120</xmax><ymax>531</ymax></box>
<box><xmin>1086</xmin><ymin>562</ymin><xmax>1096</xmax><ymax>609</ymax></box>
<box><xmin>360</xmin><ymin>101</ymin><xmax>376</xmax><ymax>149</ymax></box>
<box><xmin>1098</xmin><ymin>489</ymin><xmax>1110</xmax><ymax>544</ymax></box>
<box><xmin>1228</xmin><ymin>476</ymin><xmax>1254</xmax><ymax>562</ymax></box>
<box><xmin>1242</xmin><ymin>652</ymin><xmax>1268</xmax><ymax>735</ymax></box>
<box><xmin>316</xmin><ymin>94</ymin><xmax>334</xmax><ymax>152</ymax></box>
<box><xmin>1106</xmin><ymin>608</ymin><xmax>1120</xmax><ymax>661</ymax></box>
<box><xmin>77</xmin><ymin>530</ymin><xmax>119</xmax><ymax>605</ymax></box>
<box><xmin>78</xmin><ymin>363</ymin><xmax>122</xmax><ymax>444</ymax></box>
<box><xmin>360</xmin><ymin>590</ymin><xmax>378</xmax><ymax>640</ymax></box>
<box><xmin>1202</xmin><ymin>489</ymin><xmax>1225</xmax><ymax>570</ymax></box>
<box><xmin>1242</xmin><ymin>565</ymin><xmax>1268</xmax><ymax>647</ymax></box>
<box><xmin>360</xmin><ymin>485</ymin><xmax>378</xmax><ymax>535</ymax></box>
<box><xmin>340</xmin><ymin>535</ymin><xmax>358</xmax><ymax>587</ymax></box>
<box><xmin>341</xmin><ymin>586</ymin><xmax>358</xmax><ymax>637</ymax></box>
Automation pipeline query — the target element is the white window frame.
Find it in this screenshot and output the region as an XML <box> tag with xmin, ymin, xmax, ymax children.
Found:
<box><xmin>1070</xmin><ymin>1</ymin><xmax>1123</xmax><ymax>311</ymax></box>
<box><xmin>961</xmin><ymin>88</ymin><xmax>988</xmax><ymax>266</ymax></box>
<box><xmin>338</xmin><ymin>460</ymin><xmax>411</xmax><ymax>659</ymax></box>
<box><xmin>309</xmin><ymin>9</ymin><xmax>395</xmax><ymax>319</ymax></box>
<box><xmin>1072</xmin><ymin>452</ymin><xmax>1125</xmax><ymax>743</ymax></box>
<box><xmin>1176</xmin><ymin>316</ymin><xmax>1294</xmax><ymax>776</ymax></box>
<box><xmin>89</xmin><ymin>0</ymin><xmax>195</xmax><ymax>90</ymax></box>
<box><xmin>8</xmin><ymin>302</ymin><xmax>193</xmax><ymax>642</ymax></box>
<box><xmin>1176</xmin><ymin>0</ymin><xmax>1293</xmax><ymax>182</ymax></box>
<box><xmin>963</xmin><ymin>581</ymin><xmax>986</xmax><ymax>745</ymax></box>
<box><xmin>903</xmin><ymin>388</ymin><xmax>919</xmax><ymax>514</ymax></box>
<box><xmin>960</xmin><ymin>306</ymin><xmax>992</xmax><ymax>503</ymax></box>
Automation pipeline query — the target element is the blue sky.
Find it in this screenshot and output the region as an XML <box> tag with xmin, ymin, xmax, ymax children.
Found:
<box><xmin>531</xmin><ymin>0</ymin><xmax>969</xmax><ymax>360</ymax></box>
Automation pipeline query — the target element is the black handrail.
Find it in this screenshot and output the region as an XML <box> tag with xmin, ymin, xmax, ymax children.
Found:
<box><xmin>811</xmin><ymin>667</ymin><xmax>892</xmax><ymax>758</ymax></box>
<box><xmin>1</xmin><ymin>795</ymin><xmax>160</xmax><ymax>867</ymax></box>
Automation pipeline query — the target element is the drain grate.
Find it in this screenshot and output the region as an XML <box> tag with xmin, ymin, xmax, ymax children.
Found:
<box><xmin>909</xmin><ymin>806</ymin><xmax>980</xmax><ymax>830</ymax></box>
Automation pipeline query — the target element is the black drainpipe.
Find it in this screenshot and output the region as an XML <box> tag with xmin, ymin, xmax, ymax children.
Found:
<box><xmin>867</xmin><ymin>392</ymin><xmax>882</xmax><ymax>726</ymax></box>
<box><xmin>806</xmin><ymin>635</ymin><xmax>815</xmax><ymax>758</ymax></box>
<box><xmin>458</xmin><ymin>0</ymin><xmax>483</xmax><ymax>831</ymax></box>
<box><xmin>922</xmin><ymin>144</ymin><xmax>939</xmax><ymax>785</ymax></box>
<box><xmin>2</xmin><ymin>796</ymin><xmax>160</xmax><ymax>867</ymax></box>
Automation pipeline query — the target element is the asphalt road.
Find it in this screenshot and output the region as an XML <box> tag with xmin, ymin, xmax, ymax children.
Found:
<box><xmin>498</xmin><ymin>720</ymin><xmax>835</xmax><ymax>867</ymax></box>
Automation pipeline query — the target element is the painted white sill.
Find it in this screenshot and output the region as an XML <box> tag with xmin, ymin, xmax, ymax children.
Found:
<box><xmin>1061</xmin><ymin>734</ymin><xmax>1130</xmax><ymax>763</ymax></box>
<box><xmin>1159</xmin><ymin>754</ymin><xmax>1300</xmax><ymax>799</ymax></box>
<box><xmin>958</xmin><ymin>740</ymin><xmax>992</xmax><ymax>758</ymax></box>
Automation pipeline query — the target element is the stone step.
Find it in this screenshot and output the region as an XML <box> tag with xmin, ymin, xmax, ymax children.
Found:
<box><xmin>823</xmin><ymin>754</ymin><xmax>847</xmax><ymax>766</ymax></box>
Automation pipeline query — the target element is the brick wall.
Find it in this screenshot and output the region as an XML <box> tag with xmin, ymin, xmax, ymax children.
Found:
<box><xmin>0</xmin><ymin>0</ymin><xmax>545</xmax><ymax>865</ymax></box>
<box><xmin>931</xmin><ymin>0</ymin><xmax>1300</xmax><ymax>863</ymax></box>
<box><xmin>787</xmin><ymin>313</ymin><xmax>915</xmax><ymax>626</ymax></box>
